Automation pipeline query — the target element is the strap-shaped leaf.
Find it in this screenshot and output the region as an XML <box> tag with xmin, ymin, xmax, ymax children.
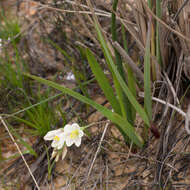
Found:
<box><xmin>86</xmin><ymin>48</ymin><xmax>121</xmax><ymax>114</ymax></box>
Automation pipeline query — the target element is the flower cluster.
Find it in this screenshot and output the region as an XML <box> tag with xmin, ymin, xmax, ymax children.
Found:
<box><xmin>44</xmin><ymin>123</ymin><xmax>84</xmax><ymax>161</ymax></box>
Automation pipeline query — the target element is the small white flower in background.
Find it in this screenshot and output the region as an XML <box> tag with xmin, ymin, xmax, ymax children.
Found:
<box><xmin>66</xmin><ymin>72</ymin><xmax>75</xmax><ymax>81</ymax></box>
<box><xmin>63</xmin><ymin>123</ymin><xmax>84</xmax><ymax>147</ymax></box>
<box><xmin>44</xmin><ymin>128</ymin><xmax>65</xmax><ymax>150</ymax></box>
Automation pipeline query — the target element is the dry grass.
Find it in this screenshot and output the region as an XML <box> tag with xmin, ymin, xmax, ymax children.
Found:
<box><xmin>1</xmin><ymin>0</ymin><xmax>190</xmax><ymax>190</ymax></box>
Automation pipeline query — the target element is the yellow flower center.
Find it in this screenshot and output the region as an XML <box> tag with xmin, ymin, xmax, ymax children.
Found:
<box><xmin>70</xmin><ymin>130</ymin><xmax>79</xmax><ymax>139</ymax></box>
<box><xmin>53</xmin><ymin>135</ymin><xmax>60</xmax><ymax>141</ymax></box>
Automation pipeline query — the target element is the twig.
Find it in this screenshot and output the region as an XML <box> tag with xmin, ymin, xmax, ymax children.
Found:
<box><xmin>185</xmin><ymin>105</ymin><xmax>190</xmax><ymax>134</ymax></box>
<box><xmin>66</xmin><ymin>148</ymin><xmax>94</xmax><ymax>189</ymax></box>
<box><xmin>164</xmin><ymin>72</ymin><xmax>180</xmax><ymax>105</ymax></box>
<box><xmin>139</xmin><ymin>92</ymin><xmax>190</xmax><ymax>135</ymax></box>
<box><xmin>173</xmin><ymin>0</ymin><xmax>190</xmax><ymax>21</ymax></box>
<box><xmin>138</xmin><ymin>92</ymin><xmax>186</xmax><ymax>117</ymax></box>
<box><xmin>0</xmin><ymin>116</ymin><xmax>40</xmax><ymax>190</ymax></box>
<box><xmin>112</xmin><ymin>41</ymin><xmax>144</xmax><ymax>83</ymax></box>
<box><xmin>87</xmin><ymin>121</ymin><xmax>109</xmax><ymax>179</ymax></box>
<box><xmin>142</xmin><ymin>0</ymin><xmax>190</xmax><ymax>43</ymax></box>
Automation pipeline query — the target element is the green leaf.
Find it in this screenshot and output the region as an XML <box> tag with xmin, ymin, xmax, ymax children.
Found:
<box><xmin>13</xmin><ymin>115</ymin><xmax>39</xmax><ymax>129</ymax></box>
<box><xmin>95</xmin><ymin>22</ymin><xmax>150</xmax><ymax>126</ymax></box>
<box><xmin>47</xmin><ymin>39</ymin><xmax>73</xmax><ymax>62</ymax></box>
<box><xmin>122</xmin><ymin>24</ymin><xmax>137</xmax><ymax>124</ymax></box>
<box><xmin>144</xmin><ymin>23</ymin><xmax>152</xmax><ymax>121</ymax></box>
<box><xmin>86</xmin><ymin>48</ymin><xmax>121</xmax><ymax>114</ymax></box>
<box><xmin>24</xmin><ymin>73</ymin><xmax>144</xmax><ymax>147</ymax></box>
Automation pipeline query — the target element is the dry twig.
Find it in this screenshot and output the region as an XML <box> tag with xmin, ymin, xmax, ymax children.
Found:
<box><xmin>0</xmin><ymin>116</ymin><xmax>40</xmax><ymax>190</ymax></box>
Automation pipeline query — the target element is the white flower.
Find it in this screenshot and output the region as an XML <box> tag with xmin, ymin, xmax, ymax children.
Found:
<box><xmin>44</xmin><ymin>128</ymin><xmax>65</xmax><ymax>149</ymax></box>
<box><xmin>63</xmin><ymin>123</ymin><xmax>84</xmax><ymax>147</ymax></box>
<box><xmin>66</xmin><ymin>72</ymin><xmax>75</xmax><ymax>81</ymax></box>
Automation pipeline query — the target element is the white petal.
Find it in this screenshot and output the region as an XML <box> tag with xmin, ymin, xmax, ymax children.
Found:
<box><xmin>59</xmin><ymin>134</ymin><xmax>66</xmax><ymax>142</ymax></box>
<box><xmin>51</xmin><ymin>149</ymin><xmax>57</xmax><ymax>159</ymax></box>
<box><xmin>66</xmin><ymin>138</ymin><xmax>74</xmax><ymax>147</ymax></box>
<box><xmin>51</xmin><ymin>140</ymin><xmax>59</xmax><ymax>148</ymax></box>
<box><xmin>55</xmin><ymin>153</ymin><xmax>60</xmax><ymax>162</ymax></box>
<box><xmin>44</xmin><ymin>129</ymin><xmax>64</xmax><ymax>140</ymax></box>
<box><xmin>44</xmin><ymin>131</ymin><xmax>56</xmax><ymax>141</ymax></box>
<box><xmin>63</xmin><ymin>123</ymin><xmax>81</xmax><ymax>137</ymax></box>
<box><xmin>63</xmin><ymin>124</ymin><xmax>73</xmax><ymax>133</ymax></box>
<box><xmin>56</xmin><ymin>137</ymin><xmax>65</xmax><ymax>149</ymax></box>
<box><xmin>69</xmin><ymin>125</ymin><xmax>78</xmax><ymax>131</ymax></box>
<box><xmin>72</xmin><ymin>123</ymin><xmax>80</xmax><ymax>129</ymax></box>
<box><xmin>62</xmin><ymin>146</ymin><xmax>67</xmax><ymax>160</ymax></box>
<box><xmin>79</xmin><ymin>130</ymin><xmax>84</xmax><ymax>137</ymax></box>
<box><xmin>57</xmin><ymin>142</ymin><xmax>64</xmax><ymax>149</ymax></box>
<box><xmin>56</xmin><ymin>144</ymin><xmax>62</xmax><ymax>150</ymax></box>
<box><xmin>74</xmin><ymin>138</ymin><xmax>81</xmax><ymax>147</ymax></box>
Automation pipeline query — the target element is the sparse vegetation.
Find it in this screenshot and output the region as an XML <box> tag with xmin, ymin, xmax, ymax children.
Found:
<box><xmin>1</xmin><ymin>0</ymin><xmax>190</xmax><ymax>189</ymax></box>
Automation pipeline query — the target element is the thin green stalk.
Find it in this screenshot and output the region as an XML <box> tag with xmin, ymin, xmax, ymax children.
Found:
<box><xmin>148</xmin><ymin>0</ymin><xmax>152</xmax><ymax>9</ymax></box>
<box><xmin>143</xmin><ymin>23</ymin><xmax>152</xmax><ymax>140</ymax></box>
<box><xmin>150</xmin><ymin>22</ymin><xmax>157</xmax><ymax>81</ymax></box>
<box><xmin>111</xmin><ymin>0</ymin><xmax>129</xmax><ymax>120</ymax></box>
<box><xmin>156</xmin><ymin>0</ymin><xmax>162</xmax><ymax>66</ymax></box>
<box><xmin>111</xmin><ymin>0</ymin><xmax>125</xmax><ymax>79</ymax></box>
<box><xmin>144</xmin><ymin>24</ymin><xmax>152</xmax><ymax>120</ymax></box>
<box><xmin>121</xmin><ymin>24</ymin><xmax>136</xmax><ymax>124</ymax></box>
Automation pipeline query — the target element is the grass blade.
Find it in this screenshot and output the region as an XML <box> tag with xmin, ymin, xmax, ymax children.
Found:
<box><xmin>86</xmin><ymin>48</ymin><xmax>121</xmax><ymax>114</ymax></box>
<box><xmin>122</xmin><ymin>24</ymin><xmax>137</xmax><ymax>124</ymax></box>
<box><xmin>156</xmin><ymin>0</ymin><xmax>162</xmax><ymax>66</ymax></box>
<box><xmin>13</xmin><ymin>115</ymin><xmax>39</xmax><ymax>130</ymax></box>
<box><xmin>111</xmin><ymin>0</ymin><xmax>130</xmax><ymax>120</ymax></box>
<box><xmin>144</xmin><ymin>23</ymin><xmax>152</xmax><ymax>121</ymax></box>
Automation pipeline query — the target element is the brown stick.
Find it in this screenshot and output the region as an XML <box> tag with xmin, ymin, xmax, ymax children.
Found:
<box><xmin>112</xmin><ymin>41</ymin><xmax>144</xmax><ymax>83</ymax></box>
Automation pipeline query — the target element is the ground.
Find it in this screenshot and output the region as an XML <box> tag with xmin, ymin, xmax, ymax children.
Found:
<box><xmin>1</xmin><ymin>1</ymin><xmax>190</xmax><ymax>190</ymax></box>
